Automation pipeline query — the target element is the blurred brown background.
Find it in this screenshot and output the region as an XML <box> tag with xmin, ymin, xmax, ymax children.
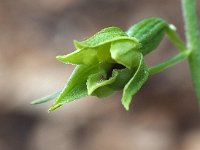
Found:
<box><xmin>1</xmin><ymin>0</ymin><xmax>200</xmax><ymax>150</ymax></box>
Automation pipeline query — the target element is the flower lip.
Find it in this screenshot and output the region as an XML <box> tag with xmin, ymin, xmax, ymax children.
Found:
<box><xmin>107</xmin><ymin>63</ymin><xmax>125</xmax><ymax>79</ymax></box>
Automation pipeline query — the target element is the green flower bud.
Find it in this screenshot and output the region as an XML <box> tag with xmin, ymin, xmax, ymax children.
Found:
<box><xmin>48</xmin><ymin>27</ymin><xmax>149</xmax><ymax>111</ymax></box>
<box><xmin>127</xmin><ymin>17</ymin><xmax>168</xmax><ymax>55</ymax></box>
<box><xmin>33</xmin><ymin>17</ymin><xmax>186</xmax><ymax>111</ymax></box>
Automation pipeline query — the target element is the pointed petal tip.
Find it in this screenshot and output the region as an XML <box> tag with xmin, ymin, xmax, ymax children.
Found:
<box><xmin>124</xmin><ymin>105</ymin><xmax>130</xmax><ymax>111</ymax></box>
<box><xmin>48</xmin><ymin>103</ymin><xmax>62</xmax><ymax>112</ymax></box>
<box><xmin>122</xmin><ymin>101</ymin><xmax>130</xmax><ymax>111</ymax></box>
<box><xmin>56</xmin><ymin>55</ymin><xmax>63</xmax><ymax>60</ymax></box>
<box><xmin>73</xmin><ymin>40</ymin><xmax>83</xmax><ymax>49</ymax></box>
<box><xmin>87</xmin><ymin>90</ymin><xmax>93</xmax><ymax>96</ymax></box>
<box><xmin>73</xmin><ymin>40</ymin><xmax>79</xmax><ymax>44</ymax></box>
<box><xmin>56</xmin><ymin>55</ymin><xmax>71</xmax><ymax>64</ymax></box>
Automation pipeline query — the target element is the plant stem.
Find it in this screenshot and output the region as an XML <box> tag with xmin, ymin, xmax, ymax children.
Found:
<box><xmin>149</xmin><ymin>51</ymin><xmax>190</xmax><ymax>75</ymax></box>
<box><xmin>182</xmin><ymin>0</ymin><xmax>200</xmax><ymax>101</ymax></box>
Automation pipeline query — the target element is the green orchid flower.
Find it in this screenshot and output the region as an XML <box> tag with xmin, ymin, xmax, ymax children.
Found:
<box><xmin>45</xmin><ymin>26</ymin><xmax>148</xmax><ymax>111</ymax></box>
<box><xmin>33</xmin><ymin>18</ymin><xmax>183</xmax><ymax>111</ymax></box>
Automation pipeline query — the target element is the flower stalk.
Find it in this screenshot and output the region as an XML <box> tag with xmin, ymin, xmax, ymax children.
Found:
<box><xmin>149</xmin><ymin>50</ymin><xmax>191</xmax><ymax>75</ymax></box>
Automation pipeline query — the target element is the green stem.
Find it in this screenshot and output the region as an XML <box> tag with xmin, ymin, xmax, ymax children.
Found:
<box><xmin>166</xmin><ymin>25</ymin><xmax>187</xmax><ymax>52</ymax></box>
<box><xmin>182</xmin><ymin>0</ymin><xmax>200</xmax><ymax>101</ymax></box>
<box><xmin>149</xmin><ymin>50</ymin><xmax>190</xmax><ymax>75</ymax></box>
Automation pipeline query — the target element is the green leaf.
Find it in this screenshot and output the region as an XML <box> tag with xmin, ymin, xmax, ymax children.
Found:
<box><xmin>49</xmin><ymin>65</ymin><xmax>100</xmax><ymax>111</ymax></box>
<box><xmin>31</xmin><ymin>91</ymin><xmax>61</xmax><ymax>105</ymax></box>
<box><xmin>122</xmin><ymin>54</ymin><xmax>149</xmax><ymax>110</ymax></box>
<box><xmin>110</xmin><ymin>39</ymin><xmax>141</xmax><ymax>69</ymax></box>
<box><xmin>74</xmin><ymin>27</ymin><xmax>138</xmax><ymax>48</ymax></box>
<box><xmin>86</xmin><ymin>69</ymin><xmax>118</xmax><ymax>96</ymax></box>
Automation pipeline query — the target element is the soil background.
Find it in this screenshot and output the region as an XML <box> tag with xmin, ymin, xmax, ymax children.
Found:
<box><xmin>1</xmin><ymin>0</ymin><xmax>200</xmax><ymax>150</ymax></box>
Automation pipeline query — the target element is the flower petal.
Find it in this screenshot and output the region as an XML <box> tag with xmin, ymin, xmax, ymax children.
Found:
<box><xmin>86</xmin><ymin>69</ymin><xmax>118</xmax><ymax>96</ymax></box>
<box><xmin>49</xmin><ymin>64</ymin><xmax>100</xmax><ymax>111</ymax></box>
<box><xmin>96</xmin><ymin>43</ymin><xmax>112</xmax><ymax>63</ymax></box>
<box><xmin>92</xmin><ymin>86</ymin><xmax>114</xmax><ymax>98</ymax></box>
<box><xmin>110</xmin><ymin>39</ymin><xmax>141</xmax><ymax>69</ymax></box>
<box><xmin>56</xmin><ymin>48</ymin><xmax>98</xmax><ymax>65</ymax></box>
<box><xmin>121</xmin><ymin>54</ymin><xmax>149</xmax><ymax>110</ymax></box>
<box><xmin>109</xmin><ymin>68</ymin><xmax>135</xmax><ymax>90</ymax></box>
<box><xmin>74</xmin><ymin>27</ymin><xmax>138</xmax><ymax>48</ymax></box>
